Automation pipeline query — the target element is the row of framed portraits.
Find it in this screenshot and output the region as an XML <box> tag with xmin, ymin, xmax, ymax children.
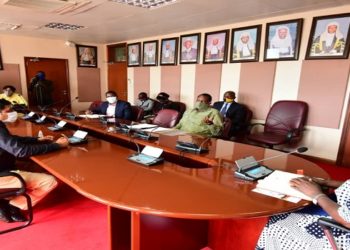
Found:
<box><xmin>127</xmin><ymin>12</ymin><xmax>350</xmax><ymax>67</ymax></box>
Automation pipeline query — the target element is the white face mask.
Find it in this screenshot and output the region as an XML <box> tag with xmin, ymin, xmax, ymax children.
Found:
<box><xmin>3</xmin><ymin>111</ymin><xmax>18</xmax><ymax>123</ymax></box>
<box><xmin>106</xmin><ymin>96</ymin><xmax>117</xmax><ymax>104</ymax></box>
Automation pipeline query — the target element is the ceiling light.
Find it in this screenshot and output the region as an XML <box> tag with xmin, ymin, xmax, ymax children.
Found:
<box><xmin>44</xmin><ymin>22</ymin><xmax>85</xmax><ymax>31</ymax></box>
<box><xmin>109</xmin><ymin>0</ymin><xmax>178</xmax><ymax>9</ymax></box>
<box><xmin>0</xmin><ymin>22</ymin><xmax>22</xmax><ymax>31</ymax></box>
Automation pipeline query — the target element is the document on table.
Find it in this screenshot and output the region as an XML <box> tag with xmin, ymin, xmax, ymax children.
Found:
<box><xmin>252</xmin><ymin>170</ymin><xmax>312</xmax><ymax>202</ymax></box>
<box><xmin>127</xmin><ymin>124</ymin><xmax>158</xmax><ymax>130</ymax></box>
<box><xmin>79</xmin><ymin>114</ymin><xmax>107</xmax><ymax>119</ymax></box>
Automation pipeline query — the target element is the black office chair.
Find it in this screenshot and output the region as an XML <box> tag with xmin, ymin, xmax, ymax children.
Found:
<box><xmin>0</xmin><ymin>171</ymin><xmax>33</xmax><ymax>234</ymax></box>
<box><xmin>318</xmin><ymin>217</ymin><xmax>350</xmax><ymax>250</ymax></box>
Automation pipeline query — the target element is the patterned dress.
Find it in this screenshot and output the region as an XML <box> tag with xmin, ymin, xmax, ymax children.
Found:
<box><xmin>256</xmin><ymin>180</ymin><xmax>350</xmax><ymax>250</ymax></box>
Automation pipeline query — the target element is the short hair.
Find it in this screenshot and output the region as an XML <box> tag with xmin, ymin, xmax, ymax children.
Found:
<box><xmin>138</xmin><ymin>92</ymin><xmax>148</xmax><ymax>98</ymax></box>
<box><xmin>105</xmin><ymin>90</ymin><xmax>117</xmax><ymax>96</ymax></box>
<box><xmin>0</xmin><ymin>99</ymin><xmax>12</xmax><ymax>111</ymax></box>
<box><xmin>224</xmin><ymin>91</ymin><xmax>236</xmax><ymax>98</ymax></box>
<box><xmin>156</xmin><ymin>92</ymin><xmax>170</xmax><ymax>101</ymax></box>
<box><xmin>2</xmin><ymin>85</ymin><xmax>16</xmax><ymax>92</ymax></box>
<box><xmin>198</xmin><ymin>93</ymin><xmax>212</xmax><ymax>103</ymax></box>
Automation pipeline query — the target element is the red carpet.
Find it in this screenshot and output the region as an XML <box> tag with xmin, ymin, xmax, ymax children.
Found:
<box><xmin>0</xmin><ymin>161</ymin><xmax>350</xmax><ymax>250</ymax></box>
<box><xmin>0</xmin><ymin>184</ymin><xmax>108</xmax><ymax>250</ymax></box>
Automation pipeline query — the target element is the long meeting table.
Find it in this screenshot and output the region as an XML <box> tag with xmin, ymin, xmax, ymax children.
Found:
<box><xmin>7</xmin><ymin>116</ymin><xmax>329</xmax><ymax>250</ymax></box>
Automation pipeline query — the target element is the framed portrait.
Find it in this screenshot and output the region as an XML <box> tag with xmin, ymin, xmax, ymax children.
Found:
<box><xmin>142</xmin><ymin>40</ymin><xmax>158</xmax><ymax>66</ymax></box>
<box><xmin>179</xmin><ymin>33</ymin><xmax>201</xmax><ymax>64</ymax></box>
<box><xmin>230</xmin><ymin>25</ymin><xmax>262</xmax><ymax>63</ymax></box>
<box><xmin>203</xmin><ymin>30</ymin><xmax>229</xmax><ymax>64</ymax></box>
<box><xmin>264</xmin><ymin>19</ymin><xmax>303</xmax><ymax>61</ymax></box>
<box><xmin>160</xmin><ymin>37</ymin><xmax>178</xmax><ymax>65</ymax></box>
<box><xmin>306</xmin><ymin>13</ymin><xmax>350</xmax><ymax>60</ymax></box>
<box><xmin>127</xmin><ymin>42</ymin><xmax>141</xmax><ymax>67</ymax></box>
<box><xmin>0</xmin><ymin>49</ymin><xmax>3</xmax><ymax>70</ymax></box>
<box><xmin>76</xmin><ymin>44</ymin><xmax>97</xmax><ymax>68</ymax></box>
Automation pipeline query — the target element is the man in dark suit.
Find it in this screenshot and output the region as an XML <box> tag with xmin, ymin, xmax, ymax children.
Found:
<box><xmin>89</xmin><ymin>90</ymin><xmax>132</xmax><ymax>121</ymax></box>
<box><xmin>213</xmin><ymin>91</ymin><xmax>247</xmax><ymax>138</ymax></box>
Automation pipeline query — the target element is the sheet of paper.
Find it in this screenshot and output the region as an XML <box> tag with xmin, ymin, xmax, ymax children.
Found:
<box><xmin>256</xmin><ymin>170</ymin><xmax>311</xmax><ymax>201</ymax></box>
<box><xmin>252</xmin><ymin>188</ymin><xmax>301</xmax><ymax>203</ymax></box>
<box><xmin>127</xmin><ymin>124</ymin><xmax>158</xmax><ymax>130</ymax></box>
<box><xmin>78</xmin><ymin>114</ymin><xmax>107</xmax><ymax>119</ymax></box>
<box><xmin>142</xmin><ymin>127</ymin><xmax>172</xmax><ymax>133</ymax></box>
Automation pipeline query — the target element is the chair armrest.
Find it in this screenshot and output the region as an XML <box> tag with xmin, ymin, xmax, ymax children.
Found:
<box><xmin>318</xmin><ymin>217</ymin><xmax>350</xmax><ymax>233</ymax></box>
<box><xmin>248</xmin><ymin>123</ymin><xmax>265</xmax><ymax>132</ymax></box>
<box><xmin>0</xmin><ymin>171</ymin><xmax>26</xmax><ymax>193</ymax></box>
<box><xmin>286</xmin><ymin>128</ymin><xmax>307</xmax><ymax>141</ymax></box>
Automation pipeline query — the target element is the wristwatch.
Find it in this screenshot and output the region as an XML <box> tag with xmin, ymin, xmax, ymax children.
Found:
<box><xmin>312</xmin><ymin>193</ymin><xmax>327</xmax><ymax>205</ymax></box>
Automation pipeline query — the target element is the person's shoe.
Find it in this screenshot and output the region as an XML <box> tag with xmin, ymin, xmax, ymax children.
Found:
<box><xmin>0</xmin><ymin>205</ymin><xmax>13</xmax><ymax>223</ymax></box>
<box><xmin>7</xmin><ymin>204</ymin><xmax>26</xmax><ymax>222</ymax></box>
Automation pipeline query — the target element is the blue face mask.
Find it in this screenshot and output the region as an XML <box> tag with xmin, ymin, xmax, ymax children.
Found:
<box><xmin>37</xmin><ymin>72</ymin><xmax>45</xmax><ymax>81</ymax></box>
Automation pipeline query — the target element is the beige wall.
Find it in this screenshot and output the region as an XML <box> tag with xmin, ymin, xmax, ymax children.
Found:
<box><xmin>0</xmin><ymin>35</ymin><xmax>106</xmax><ymax>111</ymax></box>
<box><xmin>124</xmin><ymin>5</ymin><xmax>350</xmax><ymax>161</ymax></box>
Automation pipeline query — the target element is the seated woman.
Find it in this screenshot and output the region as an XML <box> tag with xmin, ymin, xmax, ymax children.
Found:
<box><xmin>86</xmin><ymin>90</ymin><xmax>132</xmax><ymax>121</ymax></box>
<box><xmin>256</xmin><ymin>177</ymin><xmax>350</xmax><ymax>249</ymax></box>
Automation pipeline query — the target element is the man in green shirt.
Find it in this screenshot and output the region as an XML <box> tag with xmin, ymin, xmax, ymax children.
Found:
<box><xmin>175</xmin><ymin>93</ymin><xmax>223</xmax><ymax>137</ymax></box>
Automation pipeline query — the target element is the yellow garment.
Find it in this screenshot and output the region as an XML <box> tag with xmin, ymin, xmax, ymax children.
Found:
<box><xmin>175</xmin><ymin>107</ymin><xmax>223</xmax><ymax>137</ymax></box>
<box><xmin>0</xmin><ymin>93</ymin><xmax>28</xmax><ymax>106</ymax></box>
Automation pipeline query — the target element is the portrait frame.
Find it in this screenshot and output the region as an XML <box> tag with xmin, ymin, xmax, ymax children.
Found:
<box><xmin>230</xmin><ymin>25</ymin><xmax>262</xmax><ymax>63</ymax></box>
<box><xmin>76</xmin><ymin>44</ymin><xmax>98</xmax><ymax>68</ymax></box>
<box><xmin>127</xmin><ymin>42</ymin><xmax>141</xmax><ymax>67</ymax></box>
<box><xmin>305</xmin><ymin>13</ymin><xmax>350</xmax><ymax>60</ymax></box>
<box><xmin>264</xmin><ymin>18</ymin><xmax>303</xmax><ymax>61</ymax></box>
<box><xmin>179</xmin><ymin>33</ymin><xmax>201</xmax><ymax>64</ymax></box>
<box><xmin>0</xmin><ymin>48</ymin><xmax>3</xmax><ymax>70</ymax></box>
<box><xmin>142</xmin><ymin>40</ymin><xmax>158</xmax><ymax>66</ymax></box>
<box><xmin>203</xmin><ymin>29</ymin><xmax>229</xmax><ymax>64</ymax></box>
<box><xmin>160</xmin><ymin>37</ymin><xmax>178</xmax><ymax>66</ymax></box>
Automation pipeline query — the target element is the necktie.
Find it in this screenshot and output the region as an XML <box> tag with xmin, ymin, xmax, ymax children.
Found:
<box><xmin>220</xmin><ymin>103</ymin><xmax>228</xmax><ymax>117</ymax></box>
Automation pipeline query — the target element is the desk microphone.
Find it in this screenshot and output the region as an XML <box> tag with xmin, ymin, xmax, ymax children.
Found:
<box><xmin>133</xmin><ymin>126</ymin><xmax>158</xmax><ymax>140</ymax></box>
<box><xmin>176</xmin><ymin>137</ymin><xmax>210</xmax><ymax>153</ymax></box>
<box><xmin>235</xmin><ymin>146</ymin><xmax>308</xmax><ymax>172</ymax></box>
<box><xmin>54</xmin><ymin>97</ymin><xmax>79</xmax><ymax>116</ymax></box>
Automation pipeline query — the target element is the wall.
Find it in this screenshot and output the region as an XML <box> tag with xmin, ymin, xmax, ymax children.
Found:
<box><xmin>125</xmin><ymin>5</ymin><xmax>350</xmax><ymax>161</ymax></box>
<box><xmin>0</xmin><ymin>35</ymin><xmax>106</xmax><ymax>112</ymax></box>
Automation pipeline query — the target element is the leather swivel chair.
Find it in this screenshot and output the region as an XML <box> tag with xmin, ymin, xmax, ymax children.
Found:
<box><xmin>0</xmin><ymin>171</ymin><xmax>33</xmax><ymax>234</ymax></box>
<box><xmin>318</xmin><ymin>217</ymin><xmax>350</xmax><ymax>250</ymax></box>
<box><xmin>247</xmin><ymin>100</ymin><xmax>308</xmax><ymax>148</ymax></box>
<box><xmin>89</xmin><ymin>100</ymin><xmax>102</xmax><ymax>111</ymax></box>
<box><xmin>131</xmin><ymin>105</ymin><xmax>144</xmax><ymax>122</ymax></box>
<box><xmin>152</xmin><ymin>109</ymin><xmax>180</xmax><ymax>128</ymax></box>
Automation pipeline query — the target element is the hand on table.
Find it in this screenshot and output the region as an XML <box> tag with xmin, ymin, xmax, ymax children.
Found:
<box><xmin>290</xmin><ymin>177</ymin><xmax>323</xmax><ymax>197</ymax></box>
<box><xmin>38</xmin><ymin>135</ymin><xmax>54</xmax><ymax>141</ymax></box>
<box><xmin>55</xmin><ymin>137</ymin><xmax>69</xmax><ymax>148</ymax></box>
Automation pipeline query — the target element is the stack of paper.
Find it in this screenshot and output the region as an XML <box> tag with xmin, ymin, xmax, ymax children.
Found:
<box><xmin>253</xmin><ymin>170</ymin><xmax>312</xmax><ymax>201</ymax></box>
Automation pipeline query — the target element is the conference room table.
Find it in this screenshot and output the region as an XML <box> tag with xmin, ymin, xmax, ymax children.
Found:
<box><xmin>7</xmin><ymin>116</ymin><xmax>329</xmax><ymax>250</ymax></box>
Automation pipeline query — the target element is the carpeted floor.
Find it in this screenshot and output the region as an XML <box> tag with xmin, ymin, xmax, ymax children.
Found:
<box><xmin>0</xmin><ymin>161</ymin><xmax>349</xmax><ymax>250</ymax></box>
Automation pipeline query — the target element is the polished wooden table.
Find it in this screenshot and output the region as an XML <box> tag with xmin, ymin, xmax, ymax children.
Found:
<box><xmin>8</xmin><ymin>118</ymin><xmax>329</xmax><ymax>250</ymax></box>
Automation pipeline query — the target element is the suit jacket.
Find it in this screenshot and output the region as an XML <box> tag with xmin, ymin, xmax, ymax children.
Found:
<box><xmin>92</xmin><ymin>100</ymin><xmax>132</xmax><ymax>120</ymax></box>
<box><xmin>0</xmin><ymin>121</ymin><xmax>60</xmax><ymax>172</ymax></box>
<box><xmin>213</xmin><ymin>101</ymin><xmax>247</xmax><ymax>136</ymax></box>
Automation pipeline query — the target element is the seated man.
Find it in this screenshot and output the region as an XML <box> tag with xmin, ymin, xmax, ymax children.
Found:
<box><xmin>136</xmin><ymin>92</ymin><xmax>154</xmax><ymax>116</ymax></box>
<box><xmin>88</xmin><ymin>90</ymin><xmax>132</xmax><ymax>121</ymax></box>
<box><xmin>0</xmin><ymin>85</ymin><xmax>28</xmax><ymax>108</ymax></box>
<box><xmin>153</xmin><ymin>92</ymin><xmax>181</xmax><ymax>115</ymax></box>
<box><xmin>213</xmin><ymin>91</ymin><xmax>247</xmax><ymax>137</ymax></box>
<box><xmin>0</xmin><ymin>99</ymin><xmax>69</xmax><ymax>223</ymax></box>
<box><xmin>175</xmin><ymin>93</ymin><xmax>223</xmax><ymax>137</ymax></box>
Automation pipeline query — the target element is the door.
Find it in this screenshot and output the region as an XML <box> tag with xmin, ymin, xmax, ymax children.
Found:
<box><xmin>24</xmin><ymin>57</ymin><xmax>70</xmax><ymax>108</ymax></box>
<box><xmin>107</xmin><ymin>43</ymin><xmax>128</xmax><ymax>101</ymax></box>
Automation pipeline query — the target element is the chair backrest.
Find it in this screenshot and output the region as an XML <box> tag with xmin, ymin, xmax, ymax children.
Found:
<box><xmin>131</xmin><ymin>105</ymin><xmax>144</xmax><ymax>122</ymax></box>
<box><xmin>89</xmin><ymin>100</ymin><xmax>102</xmax><ymax>111</ymax></box>
<box><xmin>264</xmin><ymin>100</ymin><xmax>308</xmax><ymax>136</ymax></box>
<box><xmin>152</xmin><ymin>109</ymin><xmax>180</xmax><ymax>128</ymax></box>
<box><xmin>172</xmin><ymin>101</ymin><xmax>186</xmax><ymax>115</ymax></box>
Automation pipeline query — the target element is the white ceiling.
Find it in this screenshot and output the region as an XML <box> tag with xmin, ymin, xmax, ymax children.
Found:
<box><xmin>0</xmin><ymin>0</ymin><xmax>348</xmax><ymax>44</ymax></box>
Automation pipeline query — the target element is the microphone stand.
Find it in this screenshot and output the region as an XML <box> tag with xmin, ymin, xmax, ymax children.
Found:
<box><xmin>54</xmin><ymin>97</ymin><xmax>79</xmax><ymax>117</ymax></box>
